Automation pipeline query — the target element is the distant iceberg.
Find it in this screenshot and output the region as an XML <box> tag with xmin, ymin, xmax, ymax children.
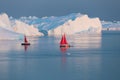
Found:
<box><xmin>102</xmin><ymin>21</ymin><xmax>120</xmax><ymax>31</ymax></box>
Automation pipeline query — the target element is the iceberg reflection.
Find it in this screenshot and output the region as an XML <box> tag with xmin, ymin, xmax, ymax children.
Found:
<box><xmin>0</xmin><ymin>40</ymin><xmax>23</xmax><ymax>53</ymax></box>
<box><xmin>69</xmin><ymin>34</ymin><xmax>101</xmax><ymax>49</ymax></box>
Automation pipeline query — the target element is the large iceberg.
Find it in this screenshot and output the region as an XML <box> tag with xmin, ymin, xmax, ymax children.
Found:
<box><xmin>0</xmin><ymin>13</ymin><xmax>23</xmax><ymax>39</ymax></box>
<box><xmin>0</xmin><ymin>13</ymin><xmax>43</xmax><ymax>39</ymax></box>
<box><xmin>48</xmin><ymin>15</ymin><xmax>102</xmax><ymax>35</ymax></box>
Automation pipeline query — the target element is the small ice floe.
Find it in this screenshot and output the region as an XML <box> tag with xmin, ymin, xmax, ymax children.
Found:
<box><xmin>67</xmin><ymin>53</ymin><xmax>71</xmax><ymax>55</ymax></box>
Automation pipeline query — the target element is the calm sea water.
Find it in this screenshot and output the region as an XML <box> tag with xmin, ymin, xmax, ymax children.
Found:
<box><xmin>0</xmin><ymin>31</ymin><xmax>120</xmax><ymax>80</ymax></box>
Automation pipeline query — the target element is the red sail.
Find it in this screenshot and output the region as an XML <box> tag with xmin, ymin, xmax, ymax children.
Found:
<box><xmin>63</xmin><ymin>34</ymin><xmax>68</xmax><ymax>44</ymax></box>
<box><xmin>60</xmin><ymin>34</ymin><xmax>68</xmax><ymax>44</ymax></box>
<box><xmin>24</xmin><ymin>35</ymin><xmax>28</xmax><ymax>43</ymax></box>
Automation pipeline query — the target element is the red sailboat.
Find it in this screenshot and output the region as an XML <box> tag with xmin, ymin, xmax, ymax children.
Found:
<box><xmin>21</xmin><ymin>35</ymin><xmax>30</xmax><ymax>45</ymax></box>
<box><xmin>60</xmin><ymin>34</ymin><xmax>70</xmax><ymax>47</ymax></box>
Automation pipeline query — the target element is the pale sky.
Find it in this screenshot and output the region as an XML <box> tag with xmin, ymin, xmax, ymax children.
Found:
<box><xmin>0</xmin><ymin>0</ymin><xmax>120</xmax><ymax>21</ymax></box>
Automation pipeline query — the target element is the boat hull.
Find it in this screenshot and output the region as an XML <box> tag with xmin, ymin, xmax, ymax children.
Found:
<box><xmin>21</xmin><ymin>43</ymin><xmax>30</xmax><ymax>45</ymax></box>
<box><xmin>60</xmin><ymin>44</ymin><xmax>70</xmax><ymax>47</ymax></box>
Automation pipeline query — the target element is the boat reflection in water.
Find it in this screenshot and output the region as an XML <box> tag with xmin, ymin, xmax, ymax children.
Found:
<box><xmin>60</xmin><ymin>47</ymin><xmax>68</xmax><ymax>53</ymax></box>
<box><xmin>24</xmin><ymin>45</ymin><xmax>30</xmax><ymax>52</ymax></box>
<box><xmin>60</xmin><ymin>47</ymin><xmax>67</xmax><ymax>66</ymax></box>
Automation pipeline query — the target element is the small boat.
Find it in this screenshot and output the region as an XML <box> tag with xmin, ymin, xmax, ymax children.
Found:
<box><xmin>60</xmin><ymin>34</ymin><xmax>70</xmax><ymax>47</ymax></box>
<box><xmin>21</xmin><ymin>35</ymin><xmax>30</xmax><ymax>45</ymax></box>
<box><xmin>21</xmin><ymin>42</ymin><xmax>30</xmax><ymax>45</ymax></box>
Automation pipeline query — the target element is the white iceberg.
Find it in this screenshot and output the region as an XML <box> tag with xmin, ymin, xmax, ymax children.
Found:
<box><xmin>48</xmin><ymin>15</ymin><xmax>102</xmax><ymax>35</ymax></box>
<box><xmin>0</xmin><ymin>13</ymin><xmax>43</xmax><ymax>40</ymax></box>
<box><xmin>0</xmin><ymin>13</ymin><xmax>23</xmax><ymax>40</ymax></box>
